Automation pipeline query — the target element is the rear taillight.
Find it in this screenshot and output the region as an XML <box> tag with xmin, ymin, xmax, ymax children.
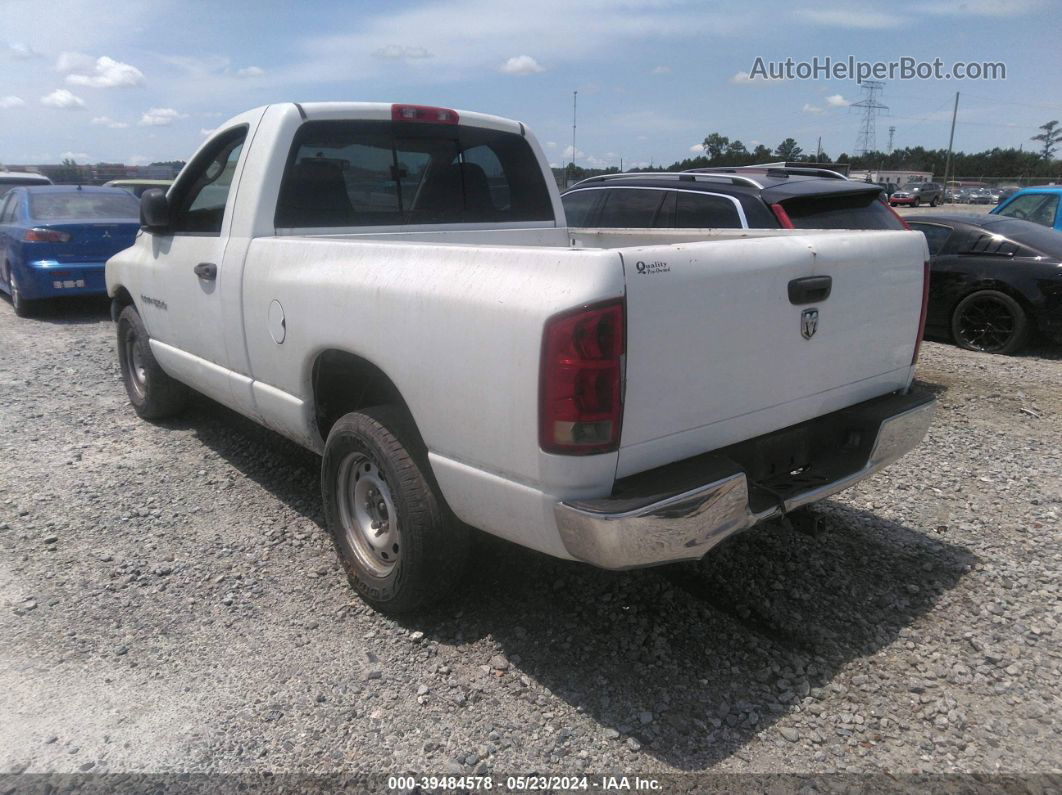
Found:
<box><xmin>769</xmin><ymin>203</ymin><xmax>794</xmax><ymax>229</ymax></box>
<box><xmin>885</xmin><ymin>202</ymin><xmax>910</xmax><ymax>230</ymax></box>
<box><xmin>540</xmin><ymin>300</ymin><xmax>625</xmax><ymax>455</ymax></box>
<box><xmin>24</xmin><ymin>227</ymin><xmax>71</xmax><ymax>243</ymax></box>
<box><xmin>391</xmin><ymin>104</ymin><xmax>460</xmax><ymax>125</ymax></box>
<box><xmin>912</xmin><ymin>260</ymin><xmax>930</xmax><ymax>364</ymax></box>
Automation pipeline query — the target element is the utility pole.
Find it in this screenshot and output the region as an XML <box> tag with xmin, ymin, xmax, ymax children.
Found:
<box><xmin>852</xmin><ymin>81</ymin><xmax>888</xmax><ymax>156</ymax></box>
<box><xmin>569</xmin><ymin>90</ymin><xmax>578</xmax><ymax>189</ymax></box>
<box><xmin>887</xmin><ymin>126</ymin><xmax>895</xmax><ymax>153</ymax></box>
<box><xmin>943</xmin><ymin>92</ymin><xmax>959</xmax><ymax>195</ymax></box>
<box><xmin>816</xmin><ymin>136</ymin><xmax>822</xmax><ymax>160</ymax></box>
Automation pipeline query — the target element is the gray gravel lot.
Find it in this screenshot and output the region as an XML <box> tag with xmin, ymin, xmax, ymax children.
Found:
<box><xmin>1</xmin><ymin>295</ymin><xmax>1060</xmax><ymax>778</ymax></box>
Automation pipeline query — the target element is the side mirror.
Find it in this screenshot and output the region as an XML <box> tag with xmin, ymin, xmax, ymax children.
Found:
<box><xmin>140</xmin><ymin>188</ymin><xmax>170</xmax><ymax>232</ymax></box>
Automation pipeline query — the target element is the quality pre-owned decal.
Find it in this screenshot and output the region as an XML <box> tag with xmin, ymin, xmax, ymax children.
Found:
<box><xmin>634</xmin><ymin>260</ymin><xmax>670</xmax><ymax>275</ymax></box>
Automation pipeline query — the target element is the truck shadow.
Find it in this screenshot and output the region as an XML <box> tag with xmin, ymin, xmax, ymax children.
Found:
<box><xmin>177</xmin><ymin>394</ymin><xmax>976</xmax><ymax>771</ymax></box>
<box><xmin>444</xmin><ymin>510</ymin><xmax>975</xmax><ymax>769</ymax></box>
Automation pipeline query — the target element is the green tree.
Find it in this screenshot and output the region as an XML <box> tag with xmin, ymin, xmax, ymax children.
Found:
<box><xmin>1031</xmin><ymin>120</ymin><xmax>1061</xmax><ymax>160</ymax></box>
<box><xmin>774</xmin><ymin>138</ymin><xmax>803</xmax><ymax>160</ymax></box>
<box><xmin>54</xmin><ymin>158</ymin><xmax>81</xmax><ymax>184</ymax></box>
<box><xmin>701</xmin><ymin>132</ymin><xmax>730</xmax><ymax>162</ymax></box>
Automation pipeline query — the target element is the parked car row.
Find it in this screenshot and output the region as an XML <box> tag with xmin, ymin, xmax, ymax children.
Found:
<box><xmin>560</xmin><ymin>168</ymin><xmax>1062</xmax><ymax>357</ymax></box>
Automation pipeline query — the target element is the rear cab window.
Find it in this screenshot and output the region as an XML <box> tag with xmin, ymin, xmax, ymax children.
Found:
<box><xmin>782</xmin><ymin>191</ymin><xmax>905</xmax><ymax>230</ymax></box>
<box><xmin>274</xmin><ymin>120</ymin><xmax>553</xmax><ymax>228</ymax></box>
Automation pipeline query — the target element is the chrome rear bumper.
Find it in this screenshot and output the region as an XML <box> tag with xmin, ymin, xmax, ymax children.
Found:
<box><xmin>554</xmin><ymin>391</ymin><xmax>935</xmax><ymax>570</ymax></box>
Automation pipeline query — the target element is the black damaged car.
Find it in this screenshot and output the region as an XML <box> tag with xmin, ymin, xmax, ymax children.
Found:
<box><xmin>908</xmin><ymin>214</ymin><xmax>1062</xmax><ymax>354</ymax></box>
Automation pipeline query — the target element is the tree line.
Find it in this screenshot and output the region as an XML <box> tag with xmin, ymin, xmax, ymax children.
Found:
<box><xmin>565</xmin><ymin>120</ymin><xmax>1062</xmax><ymax>181</ymax></box>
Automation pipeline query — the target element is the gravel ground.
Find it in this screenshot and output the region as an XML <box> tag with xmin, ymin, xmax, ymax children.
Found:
<box><xmin>1</xmin><ymin>295</ymin><xmax>1060</xmax><ymax>779</ymax></box>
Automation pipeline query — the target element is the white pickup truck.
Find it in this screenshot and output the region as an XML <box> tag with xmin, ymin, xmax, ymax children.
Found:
<box><xmin>106</xmin><ymin>102</ymin><xmax>935</xmax><ymax>613</ymax></box>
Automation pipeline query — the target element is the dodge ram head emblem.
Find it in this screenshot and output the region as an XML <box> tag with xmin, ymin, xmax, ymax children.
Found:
<box><xmin>801</xmin><ymin>308</ymin><xmax>819</xmax><ymax>339</ymax></box>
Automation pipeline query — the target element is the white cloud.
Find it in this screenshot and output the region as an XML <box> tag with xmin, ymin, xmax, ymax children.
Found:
<box><xmin>127</xmin><ymin>155</ymin><xmax>151</xmax><ymax>166</ymax></box>
<box><xmin>500</xmin><ymin>55</ymin><xmax>544</xmax><ymax>75</ymax></box>
<box><xmin>795</xmin><ymin>7</ymin><xmax>904</xmax><ymax>29</ymax></box>
<box><xmin>60</xmin><ymin>151</ymin><xmax>89</xmax><ymax>161</ymax></box>
<box><xmin>922</xmin><ymin>0</ymin><xmax>1044</xmax><ymax>15</ymax></box>
<box><xmin>56</xmin><ymin>51</ymin><xmax>96</xmax><ymax>74</ymax></box>
<box><xmin>64</xmin><ymin>55</ymin><xmax>145</xmax><ymax>88</ymax></box>
<box><xmin>651</xmin><ymin>65</ymin><xmax>671</xmax><ymax>75</ymax></box>
<box><xmin>689</xmin><ymin>143</ymin><xmax>705</xmax><ymax>153</ymax></box>
<box><xmin>563</xmin><ymin>145</ymin><xmax>585</xmax><ymax>160</ymax></box>
<box><xmin>802</xmin><ymin>103</ymin><xmax>824</xmax><ymax>114</ymax></box>
<box><xmin>731</xmin><ymin>71</ymin><xmax>753</xmax><ymax>84</ymax></box>
<box><xmin>139</xmin><ymin>107</ymin><xmax>185</xmax><ymax>126</ymax></box>
<box><xmin>40</xmin><ymin>89</ymin><xmax>85</xmax><ymax>109</ymax></box>
<box><xmin>371</xmin><ymin>45</ymin><xmax>433</xmax><ymax>60</ymax></box>
<box><xmin>0</xmin><ymin>95</ymin><xmax>26</xmax><ymax>109</ymax></box>
<box><xmin>200</xmin><ymin>127</ymin><xmax>217</xmax><ymax>136</ymax></box>
<box><xmin>5</xmin><ymin>41</ymin><xmax>42</xmax><ymax>60</ymax></box>
<box><xmin>91</xmin><ymin>115</ymin><xmax>129</xmax><ymax>129</ymax></box>
<box><xmin>826</xmin><ymin>94</ymin><xmax>850</xmax><ymax>107</ymax></box>
<box><xmin>236</xmin><ymin>66</ymin><xmax>264</xmax><ymax>78</ymax></box>
<box><xmin>545</xmin><ymin>141</ymin><xmax>558</xmax><ymax>149</ymax></box>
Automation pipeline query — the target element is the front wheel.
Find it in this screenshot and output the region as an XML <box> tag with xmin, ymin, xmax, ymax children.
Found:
<box><xmin>913</xmin><ymin>197</ymin><xmax>921</xmax><ymax>207</ymax></box>
<box><xmin>951</xmin><ymin>290</ymin><xmax>1029</xmax><ymax>355</ymax></box>
<box><xmin>930</xmin><ymin>196</ymin><xmax>940</xmax><ymax>207</ymax></box>
<box><xmin>116</xmin><ymin>305</ymin><xmax>190</xmax><ymax>418</ymax></box>
<box><xmin>321</xmin><ymin>406</ymin><xmax>468</xmax><ymax>614</ymax></box>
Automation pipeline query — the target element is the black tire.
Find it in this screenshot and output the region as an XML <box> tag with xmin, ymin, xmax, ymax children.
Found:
<box><xmin>321</xmin><ymin>406</ymin><xmax>468</xmax><ymax>614</ymax></box>
<box><xmin>913</xmin><ymin>197</ymin><xmax>921</xmax><ymax>207</ymax></box>
<box><xmin>8</xmin><ymin>269</ymin><xmax>36</xmax><ymax>318</ymax></box>
<box><xmin>951</xmin><ymin>289</ymin><xmax>1029</xmax><ymax>355</ymax></box>
<box><xmin>116</xmin><ymin>305</ymin><xmax>189</xmax><ymax>419</ymax></box>
<box><xmin>930</xmin><ymin>196</ymin><xmax>940</xmax><ymax>207</ymax></box>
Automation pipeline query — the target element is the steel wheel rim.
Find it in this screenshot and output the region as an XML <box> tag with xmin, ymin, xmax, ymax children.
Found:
<box><xmin>123</xmin><ymin>332</ymin><xmax>147</xmax><ymax>398</ymax></box>
<box><xmin>336</xmin><ymin>451</ymin><xmax>400</xmax><ymax>577</ymax></box>
<box><xmin>957</xmin><ymin>297</ymin><xmax>1016</xmax><ymax>352</ymax></box>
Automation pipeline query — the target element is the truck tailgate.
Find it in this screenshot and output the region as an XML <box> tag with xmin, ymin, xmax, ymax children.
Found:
<box><xmin>617</xmin><ymin>230</ymin><xmax>927</xmax><ymax>477</ymax></box>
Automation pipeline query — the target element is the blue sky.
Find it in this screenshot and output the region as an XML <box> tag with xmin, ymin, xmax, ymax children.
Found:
<box><xmin>1</xmin><ymin>0</ymin><xmax>1059</xmax><ymax>169</ymax></box>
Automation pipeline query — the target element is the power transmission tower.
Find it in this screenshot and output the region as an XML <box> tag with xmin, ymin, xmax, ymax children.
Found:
<box><xmin>852</xmin><ymin>81</ymin><xmax>888</xmax><ymax>155</ymax></box>
<box><xmin>887</xmin><ymin>126</ymin><xmax>895</xmax><ymax>153</ymax></box>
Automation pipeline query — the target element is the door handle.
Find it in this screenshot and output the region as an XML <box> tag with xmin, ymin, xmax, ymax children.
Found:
<box><xmin>788</xmin><ymin>275</ymin><xmax>832</xmax><ymax>305</ymax></box>
<box><xmin>194</xmin><ymin>262</ymin><xmax>217</xmax><ymax>281</ymax></box>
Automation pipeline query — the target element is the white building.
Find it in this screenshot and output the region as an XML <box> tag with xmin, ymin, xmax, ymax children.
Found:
<box><xmin>849</xmin><ymin>169</ymin><xmax>933</xmax><ymax>185</ymax></box>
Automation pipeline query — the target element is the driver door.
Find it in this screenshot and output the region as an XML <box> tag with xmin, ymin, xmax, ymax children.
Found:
<box><xmin>138</xmin><ymin>122</ymin><xmax>257</xmax><ymax>408</ymax></box>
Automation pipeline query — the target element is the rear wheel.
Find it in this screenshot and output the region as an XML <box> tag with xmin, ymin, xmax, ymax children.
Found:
<box><xmin>9</xmin><ymin>270</ymin><xmax>35</xmax><ymax>318</ymax></box>
<box><xmin>951</xmin><ymin>290</ymin><xmax>1029</xmax><ymax>355</ymax></box>
<box><xmin>116</xmin><ymin>305</ymin><xmax>189</xmax><ymax>418</ymax></box>
<box><xmin>930</xmin><ymin>195</ymin><xmax>940</xmax><ymax>207</ymax></box>
<box><xmin>913</xmin><ymin>197</ymin><xmax>921</xmax><ymax>207</ymax></box>
<box><xmin>321</xmin><ymin>406</ymin><xmax>468</xmax><ymax>614</ymax></box>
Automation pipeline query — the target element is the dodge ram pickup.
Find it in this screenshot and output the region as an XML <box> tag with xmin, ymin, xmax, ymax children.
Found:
<box><xmin>106</xmin><ymin>102</ymin><xmax>935</xmax><ymax>613</ymax></box>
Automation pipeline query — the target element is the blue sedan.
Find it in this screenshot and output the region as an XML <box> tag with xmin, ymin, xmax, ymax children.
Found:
<box><xmin>990</xmin><ymin>186</ymin><xmax>1062</xmax><ymax>231</ymax></box>
<box><xmin>0</xmin><ymin>185</ymin><xmax>140</xmax><ymax>317</ymax></box>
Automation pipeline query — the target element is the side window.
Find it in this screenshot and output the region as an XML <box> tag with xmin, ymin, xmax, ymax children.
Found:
<box><xmin>674</xmin><ymin>192</ymin><xmax>743</xmax><ymax>228</ymax></box>
<box><xmin>598</xmin><ymin>189</ymin><xmax>665</xmax><ymax>227</ymax></box>
<box><xmin>561</xmin><ymin>190</ymin><xmax>601</xmax><ymax>226</ymax></box>
<box><xmin>997</xmin><ymin>194</ymin><xmax>1058</xmax><ymax>228</ymax></box>
<box><xmin>909</xmin><ymin>223</ymin><xmax>952</xmax><ymax>255</ymax></box>
<box><xmin>0</xmin><ymin>194</ymin><xmax>14</xmax><ymax>223</ymax></box>
<box><xmin>170</xmin><ymin>127</ymin><xmax>247</xmax><ymax>235</ymax></box>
